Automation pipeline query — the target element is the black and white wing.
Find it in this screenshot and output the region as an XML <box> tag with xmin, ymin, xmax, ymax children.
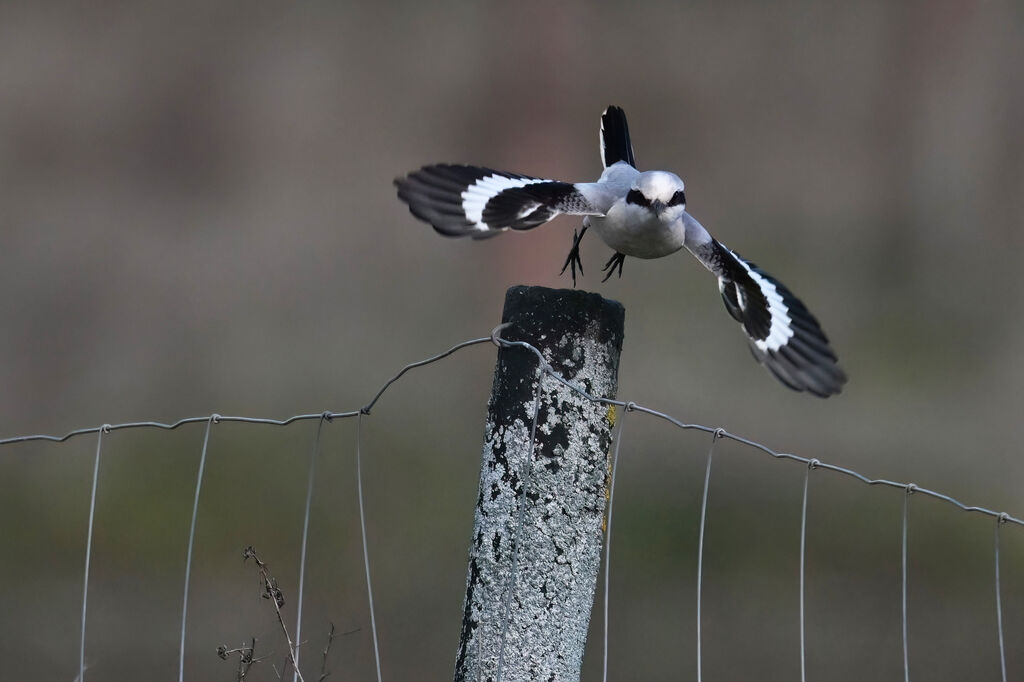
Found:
<box><xmin>395</xmin><ymin>164</ymin><xmax>608</xmax><ymax>239</ymax></box>
<box><xmin>696</xmin><ymin>238</ymin><xmax>847</xmax><ymax>397</ymax></box>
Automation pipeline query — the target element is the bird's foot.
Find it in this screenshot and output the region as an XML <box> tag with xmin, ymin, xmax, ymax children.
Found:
<box><xmin>559</xmin><ymin>225</ymin><xmax>588</xmax><ymax>288</ymax></box>
<box><xmin>601</xmin><ymin>252</ymin><xmax>626</xmax><ymax>282</ymax></box>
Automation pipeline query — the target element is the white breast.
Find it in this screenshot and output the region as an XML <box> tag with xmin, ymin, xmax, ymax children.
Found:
<box><xmin>590</xmin><ymin>203</ymin><xmax>687</xmax><ymax>259</ymax></box>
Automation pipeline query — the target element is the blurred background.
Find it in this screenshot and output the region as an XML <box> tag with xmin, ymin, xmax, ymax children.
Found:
<box><xmin>1</xmin><ymin>1</ymin><xmax>1022</xmax><ymax>680</ymax></box>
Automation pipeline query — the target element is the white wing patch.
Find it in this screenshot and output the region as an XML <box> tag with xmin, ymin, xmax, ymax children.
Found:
<box><xmin>461</xmin><ymin>175</ymin><xmax>549</xmax><ymax>232</ymax></box>
<box><xmin>735</xmin><ymin>257</ymin><xmax>794</xmax><ymax>352</ymax></box>
<box><xmin>516</xmin><ymin>201</ymin><xmax>542</xmax><ymax>219</ymax></box>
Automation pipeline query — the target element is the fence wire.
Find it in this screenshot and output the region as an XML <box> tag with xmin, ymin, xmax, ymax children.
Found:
<box><xmin>1</xmin><ymin>327</ymin><xmax>1020</xmax><ymax>682</ymax></box>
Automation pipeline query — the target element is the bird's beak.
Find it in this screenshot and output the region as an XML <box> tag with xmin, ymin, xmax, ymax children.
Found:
<box><xmin>651</xmin><ymin>199</ymin><xmax>666</xmax><ymax>216</ymax></box>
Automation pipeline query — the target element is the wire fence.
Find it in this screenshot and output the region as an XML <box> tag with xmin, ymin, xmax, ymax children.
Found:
<box><xmin>1</xmin><ymin>327</ymin><xmax>1020</xmax><ymax>682</ymax></box>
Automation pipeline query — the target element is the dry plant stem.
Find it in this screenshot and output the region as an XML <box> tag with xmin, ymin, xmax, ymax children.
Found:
<box><xmin>319</xmin><ymin>623</ymin><xmax>336</xmax><ymax>682</ymax></box>
<box><xmin>217</xmin><ymin>638</ymin><xmax>271</xmax><ymax>681</ymax></box>
<box><xmin>244</xmin><ymin>547</ymin><xmax>306</xmax><ymax>682</ymax></box>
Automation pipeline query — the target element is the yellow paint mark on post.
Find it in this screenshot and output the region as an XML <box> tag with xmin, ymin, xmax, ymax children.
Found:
<box><xmin>601</xmin><ymin>405</ymin><xmax>617</xmax><ymax>532</ymax></box>
<box><xmin>602</xmin><ymin>445</ymin><xmax>615</xmax><ymax>532</ymax></box>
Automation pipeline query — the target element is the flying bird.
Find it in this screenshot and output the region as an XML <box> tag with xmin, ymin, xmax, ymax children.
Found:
<box><xmin>394</xmin><ymin>106</ymin><xmax>847</xmax><ymax>397</ymax></box>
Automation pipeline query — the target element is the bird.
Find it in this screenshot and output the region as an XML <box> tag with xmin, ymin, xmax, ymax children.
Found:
<box><xmin>394</xmin><ymin>106</ymin><xmax>847</xmax><ymax>397</ymax></box>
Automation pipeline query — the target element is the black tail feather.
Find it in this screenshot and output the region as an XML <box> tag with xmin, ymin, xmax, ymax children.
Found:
<box><xmin>601</xmin><ymin>106</ymin><xmax>636</xmax><ymax>168</ymax></box>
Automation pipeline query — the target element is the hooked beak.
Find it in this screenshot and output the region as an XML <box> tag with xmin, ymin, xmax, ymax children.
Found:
<box><xmin>650</xmin><ymin>199</ymin><xmax>666</xmax><ymax>216</ymax></box>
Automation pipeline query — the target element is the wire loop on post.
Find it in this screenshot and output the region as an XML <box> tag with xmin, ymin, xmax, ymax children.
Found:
<box><xmin>490</xmin><ymin>322</ymin><xmax>513</xmax><ymax>347</ymax></box>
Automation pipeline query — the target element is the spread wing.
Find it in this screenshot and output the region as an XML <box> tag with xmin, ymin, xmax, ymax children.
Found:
<box><xmin>395</xmin><ymin>164</ymin><xmax>608</xmax><ymax>239</ymax></box>
<box><xmin>692</xmin><ymin>235</ymin><xmax>847</xmax><ymax>397</ymax></box>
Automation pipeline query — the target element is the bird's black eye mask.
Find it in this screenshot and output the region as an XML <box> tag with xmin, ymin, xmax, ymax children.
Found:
<box><xmin>626</xmin><ymin>188</ymin><xmax>686</xmax><ymax>208</ymax></box>
<box><xmin>625</xmin><ymin>188</ymin><xmax>649</xmax><ymax>207</ymax></box>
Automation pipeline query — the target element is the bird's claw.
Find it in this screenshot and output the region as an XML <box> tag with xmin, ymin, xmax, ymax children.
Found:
<box><xmin>559</xmin><ymin>226</ymin><xmax>588</xmax><ymax>288</ymax></box>
<box><xmin>601</xmin><ymin>252</ymin><xmax>626</xmax><ymax>282</ymax></box>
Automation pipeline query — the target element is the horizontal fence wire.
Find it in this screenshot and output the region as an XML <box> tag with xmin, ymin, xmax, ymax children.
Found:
<box><xmin>1</xmin><ymin>328</ymin><xmax>1022</xmax><ymax>529</ymax></box>
<box><xmin>1</xmin><ymin>326</ymin><xmax>1021</xmax><ymax>681</ymax></box>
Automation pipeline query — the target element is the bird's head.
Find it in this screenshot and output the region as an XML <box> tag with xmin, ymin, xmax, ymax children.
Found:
<box><xmin>625</xmin><ymin>171</ymin><xmax>686</xmax><ymax>218</ymax></box>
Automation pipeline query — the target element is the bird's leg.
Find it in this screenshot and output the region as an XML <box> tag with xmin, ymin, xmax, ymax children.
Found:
<box><xmin>601</xmin><ymin>252</ymin><xmax>626</xmax><ymax>282</ymax></box>
<box><xmin>559</xmin><ymin>220</ymin><xmax>589</xmax><ymax>287</ymax></box>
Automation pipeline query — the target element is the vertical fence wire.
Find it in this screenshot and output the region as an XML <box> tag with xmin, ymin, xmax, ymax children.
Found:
<box><xmin>77</xmin><ymin>426</ymin><xmax>107</xmax><ymax>682</ymax></box>
<box><xmin>602</xmin><ymin>404</ymin><xmax>630</xmax><ymax>682</ymax></box>
<box><xmin>995</xmin><ymin>514</ymin><xmax>1008</xmax><ymax>682</ymax></box>
<box><xmin>696</xmin><ymin>429</ymin><xmax>722</xmax><ymax>682</ymax></box>
<box><xmin>354</xmin><ymin>411</ymin><xmax>382</xmax><ymax>679</ymax></box>
<box><xmin>799</xmin><ymin>460</ymin><xmax>817</xmax><ymax>682</ymax></box>
<box><xmin>494</xmin><ymin>366</ymin><xmax>545</xmax><ymax>682</ymax></box>
<box><xmin>901</xmin><ymin>484</ymin><xmax>915</xmax><ymax>682</ymax></box>
<box><xmin>178</xmin><ymin>415</ymin><xmax>218</xmax><ymax>682</ymax></box>
<box><xmin>293</xmin><ymin>414</ymin><xmax>329</xmax><ymax>682</ymax></box>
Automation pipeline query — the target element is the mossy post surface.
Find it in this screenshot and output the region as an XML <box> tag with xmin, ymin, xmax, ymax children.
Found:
<box><xmin>454</xmin><ymin>286</ymin><xmax>625</xmax><ymax>682</ymax></box>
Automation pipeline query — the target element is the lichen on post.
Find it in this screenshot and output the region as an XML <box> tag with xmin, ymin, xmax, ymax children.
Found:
<box><xmin>454</xmin><ymin>285</ymin><xmax>625</xmax><ymax>682</ymax></box>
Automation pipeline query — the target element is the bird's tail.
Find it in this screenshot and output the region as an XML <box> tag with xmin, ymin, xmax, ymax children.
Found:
<box><xmin>600</xmin><ymin>106</ymin><xmax>637</xmax><ymax>169</ymax></box>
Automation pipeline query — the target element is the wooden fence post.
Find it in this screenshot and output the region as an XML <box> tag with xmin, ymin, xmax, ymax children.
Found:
<box><xmin>454</xmin><ymin>285</ymin><xmax>625</xmax><ymax>682</ymax></box>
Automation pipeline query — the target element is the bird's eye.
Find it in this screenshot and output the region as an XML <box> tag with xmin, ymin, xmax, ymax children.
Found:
<box><xmin>668</xmin><ymin>190</ymin><xmax>686</xmax><ymax>207</ymax></box>
<box><xmin>626</xmin><ymin>189</ymin><xmax>649</xmax><ymax>207</ymax></box>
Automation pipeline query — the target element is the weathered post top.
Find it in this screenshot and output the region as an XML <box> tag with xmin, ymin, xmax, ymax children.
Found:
<box><xmin>454</xmin><ymin>285</ymin><xmax>625</xmax><ymax>682</ymax></box>
<box><xmin>500</xmin><ymin>284</ymin><xmax>625</xmax><ymax>345</ymax></box>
